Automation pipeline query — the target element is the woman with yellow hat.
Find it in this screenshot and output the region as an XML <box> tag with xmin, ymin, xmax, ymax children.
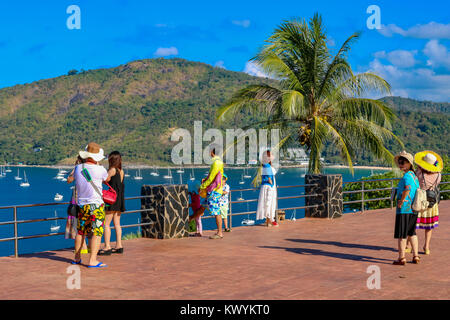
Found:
<box><xmin>405</xmin><ymin>151</ymin><xmax>443</xmax><ymax>255</ymax></box>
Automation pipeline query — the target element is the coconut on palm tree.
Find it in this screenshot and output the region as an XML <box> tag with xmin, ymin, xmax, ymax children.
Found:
<box><xmin>216</xmin><ymin>13</ymin><xmax>403</xmax><ymax>174</ymax></box>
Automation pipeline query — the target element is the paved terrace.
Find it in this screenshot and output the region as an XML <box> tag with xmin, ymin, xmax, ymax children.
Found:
<box><xmin>1</xmin><ymin>201</ymin><xmax>449</xmax><ymax>300</ymax></box>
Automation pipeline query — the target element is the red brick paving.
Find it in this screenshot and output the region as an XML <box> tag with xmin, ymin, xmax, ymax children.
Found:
<box><xmin>1</xmin><ymin>201</ymin><xmax>449</xmax><ymax>300</ymax></box>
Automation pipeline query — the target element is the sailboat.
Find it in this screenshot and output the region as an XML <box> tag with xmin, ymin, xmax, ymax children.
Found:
<box><xmin>189</xmin><ymin>168</ymin><xmax>195</xmax><ymax>181</ymax></box>
<box><xmin>239</xmin><ymin>174</ymin><xmax>245</xmax><ymax>185</ymax></box>
<box><xmin>54</xmin><ymin>193</ymin><xmax>63</xmax><ymax>201</ymax></box>
<box><xmin>5</xmin><ymin>166</ymin><xmax>12</xmax><ymax>173</ymax></box>
<box><xmin>237</xmin><ymin>191</ymin><xmax>244</xmax><ymax>201</ymax></box>
<box><xmin>243</xmin><ymin>167</ymin><xmax>251</xmax><ymax>179</ymax></box>
<box><xmin>20</xmin><ymin>171</ymin><xmax>30</xmax><ymax>187</ymax></box>
<box><xmin>150</xmin><ymin>167</ymin><xmax>159</xmax><ymax>176</ymax></box>
<box><xmin>300</xmin><ymin>166</ymin><xmax>306</xmax><ymax>178</ymax></box>
<box><xmin>124</xmin><ymin>169</ymin><xmax>130</xmax><ymax>177</ymax></box>
<box><xmin>241</xmin><ymin>202</ymin><xmax>255</xmax><ymax>225</ymax></box>
<box><xmin>14</xmin><ymin>169</ymin><xmax>22</xmax><ymax>180</ymax></box>
<box><xmin>134</xmin><ymin>169</ymin><xmax>143</xmax><ymax>180</ymax></box>
<box><xmin>163</xmin><ymin>168</ymin><xmax>172</xmax><ymax>179</ymax></box>
<box><xmin>50</xmin><ymin>211</ymin><xmax>60</xmax><ymax>232</ymax></box>
<box><xmin>176</xmin><ymin>166</ymin><xmax>184</xmax><ymax>173</ymax></box>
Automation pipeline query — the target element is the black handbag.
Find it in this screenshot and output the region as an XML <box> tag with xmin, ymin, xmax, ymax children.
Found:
<box><xmin>67</xmin><ymin>187</ymin><xmax>78</xmax><ymax>217</ymax></box>
<box><xmin>423</xmin><ymin>174</ymin><xmax>441</xmax><ymax>208</ymax></box>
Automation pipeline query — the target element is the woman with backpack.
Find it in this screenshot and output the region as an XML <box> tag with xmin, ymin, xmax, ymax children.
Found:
<box><xmin>405</xmin><ymin>151</ymin><xmax>443</xmax><ymax>255</ymax></box>
<box><xmin>393</xmin><ymin>151</ymin><xmax>420</xmax><ymax>265</ymax></box>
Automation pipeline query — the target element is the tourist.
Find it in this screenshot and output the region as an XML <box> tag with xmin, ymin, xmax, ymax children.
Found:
<box><xmin>199</xmin><ymin>144</ymin><xmax>225</xmax><ymax>239</ymax></box>
<box><xmin>219</xmin><ymin>173</ymin><xmax>231</xmax><ymax>232</ymax></box>
<box><xmin>67</xmin><ymin>156</ymin><xmax>88</xmax><ymax>254</ymax></box>
<box><xmin>405</xmin><ymin>151</ymin><xmax>443</xmax><ymax>255</ymax></box>
<box><xmin>256</xmin><ymin>150</ymin><xmax>278</xmax><ymax>227</ymax></box>
<box><xmin>188</xmin><ymin>180</ymin><xmax>204</xmax><ymax>237</ymax></box>
<box><xmin>72</xmin><ymin>142</ymin><xmax>108</xmax><ymax>268</ymax></box>
<box><xmin>393</xmin><ymin>151</ymin><xmax>420</xmax><ymax>265</ymax></box>
<box><xmin>99</xmin><ymin>151</ymin><xmax>125</xmax><ymax>255</ymax></box>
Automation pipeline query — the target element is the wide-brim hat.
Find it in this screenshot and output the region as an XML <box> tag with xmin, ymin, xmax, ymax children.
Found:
<box><xmin>414</xmin><ymin>150</ymin><xmax>443</xmax><ymax>173</ymax></box>
<box><xmin>394</xmin><ymin>151</ymin><xmax>414</xmax><ymax>168</ymax></box>
<box><xmin>79</xmin><ymin>142</ymin><xmax>105</xmax><ymax>162</ymax></box>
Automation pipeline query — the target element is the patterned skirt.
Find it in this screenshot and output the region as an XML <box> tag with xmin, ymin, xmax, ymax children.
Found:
<box><xmin>206</xmin><ymin>191</ymin><xmax>222</xmax><ymax>216</ymax></box>
<box><xmin>416</xmin><ymin>203</ymin><xmax>439</xmax><ymax>230</ymax></box>
<box><xmin>77</xmin><ymin>203</ymin><xmax>106</xmax><ymax>237</ymax></box>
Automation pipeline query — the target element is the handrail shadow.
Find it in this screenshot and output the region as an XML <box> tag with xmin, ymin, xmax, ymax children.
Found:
<box><xmin>260</xmin><ymin>245</ymin><xmax>393</xmax><ymax>265</ymax></box>
<box><xmin>285</xmin><ymin>238</ymin><xmax>397</xmax><ymax>252</ymax></box>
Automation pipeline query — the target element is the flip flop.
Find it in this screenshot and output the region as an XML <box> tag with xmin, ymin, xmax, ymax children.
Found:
<box><xmin>87</xmin><ymin>262</ymin><xmax>107</xmax><ymax>268</ymax></box>
<box><xmin>209</xmin><ymin>234</ymin><xmax>223</xmax><ymax>239</ymax></box>
<box><xmin>71</xmin><ymin>259</ymin><xmax>82</xmax><ymax>265</ymax></box>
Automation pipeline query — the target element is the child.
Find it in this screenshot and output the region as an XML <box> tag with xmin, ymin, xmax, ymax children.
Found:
<box><xmin>219</xmin><ymin>173</ymin><xmax>231</xmax><ymax>232</ymax></box>
<box><xmin>188</xmin><ymin>180</ymin><xmax>205</xmax><ymax>237</ymax></box>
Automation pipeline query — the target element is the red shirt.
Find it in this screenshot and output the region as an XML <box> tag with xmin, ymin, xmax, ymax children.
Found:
<box><xmin>190</xmin><ymin>193</ymin><xmax>202</xmax><ymax>211</ymax></box>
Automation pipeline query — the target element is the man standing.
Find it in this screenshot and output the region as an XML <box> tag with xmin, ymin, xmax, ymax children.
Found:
<box><xmin>72</xmin><ymin>142</ymin><xmax>109</xmax><ymax>268</ymax></box>
<box><xmin>200</xmin><ymin>145</ymin><xmax>225</xmax><ymax>239</ymax></box>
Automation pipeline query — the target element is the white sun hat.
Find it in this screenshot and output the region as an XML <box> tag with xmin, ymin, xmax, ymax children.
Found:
<box><xmin>79</xmin><ymin>142</ymin><xmax>106</xmax><ymax>162</ymax></box>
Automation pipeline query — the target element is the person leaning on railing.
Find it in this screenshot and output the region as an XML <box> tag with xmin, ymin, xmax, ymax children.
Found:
<box><xmin>393</xmin><ymin>151</ymin><xmax>420</xmax><ymax>266</ymax></box>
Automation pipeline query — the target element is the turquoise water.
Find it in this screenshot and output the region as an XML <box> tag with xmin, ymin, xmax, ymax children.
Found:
<box><xmin>0</xmin><ymin>166</ymin><xmax>387</xmax><ymax>257</ymax></box>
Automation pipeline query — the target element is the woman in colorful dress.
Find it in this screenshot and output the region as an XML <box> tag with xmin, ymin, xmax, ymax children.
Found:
<box><xmin>393</xmin><ymin>151</ymin><xmax>420</xmax><ymax>265</ymax></box>
<box><xmin>406</xmin><ymin>151</ymin><xmax>443</xmax><ymax>255</ymax></box>
<box><xmin>256</xmin><ymin>150</ymin><xmax>278</xmax><ymax>227</ymax></box>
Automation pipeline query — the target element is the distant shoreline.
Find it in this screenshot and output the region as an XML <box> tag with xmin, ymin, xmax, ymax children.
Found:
<box><xmin>5</xmin><ymin>163</ymin><xmax>392</xmax><ymax>171</ymax></box>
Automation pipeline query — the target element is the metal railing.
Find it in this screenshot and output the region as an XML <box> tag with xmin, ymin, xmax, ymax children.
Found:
<box><xmin>199</xmin><ymin>184</ymin><xmax>320</xmax><ymax>230</ymax></box>
<box><xmin>0</xmin><ymin>195</ymin><xmax>155</xmax><ymax>258</ymax></box>
<box><xmin>343</xmin><ymin>173</ymin><xmax>450</xmax><ymax>213</ymax></box>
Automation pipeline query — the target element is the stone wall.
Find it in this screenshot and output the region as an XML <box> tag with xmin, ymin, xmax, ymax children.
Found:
<box><xmin>140</xmin><ymin>184</ymin><xmax>189</xmax><ymax>239</ymax></box>
<box><xmin>305</xmin><ymin>174</ymin><xmax>343</xmax><ymax>219</ymax></box>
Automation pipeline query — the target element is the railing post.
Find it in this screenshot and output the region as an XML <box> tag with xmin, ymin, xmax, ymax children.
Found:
<box><xmin>390</xmin><ymin>180</ymin><xmax>394</xmax><ymax>209</ymax></box>
<box><xmin>229</xmin><ymin>190</ymin><xmax>232</xmax><ymax>231</ymax></box>
<box><xmin>361</xmin><ymin>181</ymin><xmax>365</xmax><ymax>213</ymax></box>
<box><xmin>13</xmin><ymin>207</ymin><xmax>18</xmax><ymax>258</ymax></box>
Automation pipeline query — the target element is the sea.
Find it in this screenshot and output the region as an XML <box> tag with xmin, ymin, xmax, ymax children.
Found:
<box><xmin>0</xmin><ymin>166</ymin><xmax>387</xmax><ymax>257</ymax></box>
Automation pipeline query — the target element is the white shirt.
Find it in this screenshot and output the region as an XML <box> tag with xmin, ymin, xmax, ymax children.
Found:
<box><xmin>74</xmin><ymin>163</ymin><xmax>108</xmax><ymax>206</ymax></box>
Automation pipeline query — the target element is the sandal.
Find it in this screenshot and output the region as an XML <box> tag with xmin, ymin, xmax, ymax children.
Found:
<box><xmin>393</xmin><ymin>258</ymin><xmax>406</xmax><ymax>265</ymax></box>
<box><xmin>209</xmin><ymin>234</ymin><xmax>223</xmax><ymax>239</ymax></box>
<box><xmin>111</xmin><ymin>248</ymin><xmax>123</xmax><ymax>254</ymax></box>
<box><xmin>423</xmin><ymin>247</ymin><xmax>430</xmax><ymax>255</ymax></box>
<box><xmin>224</xmin><ymin>228</ymin><xmax>231</xmax><ymax>232</ymax></box>
<box><xmin>87</xmin><ymin>262</ymin><xmax>107</xmax><ymax>268</ymax></box>
<box><xmin>412</xmin><ymin>256</ymin><xmax>420</xmax><ymax>264</ymax></box>
<box><xmin>98</xmin><ymin>249</ymin><xmax>112</xmax><ymax>256</ymax></box>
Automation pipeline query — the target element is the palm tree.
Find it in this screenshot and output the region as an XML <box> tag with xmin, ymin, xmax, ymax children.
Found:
<box><xmin>216</xmin><ymin>14</ymin><xmax>403</xmax><ymax>174</ymax></box>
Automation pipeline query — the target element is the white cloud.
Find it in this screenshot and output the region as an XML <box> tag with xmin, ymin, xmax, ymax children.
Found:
<box><xmin>154</xmin><ymin>46</ymin><xmax>178</xmax><ymax>57</ymax></box>
<box><xmin>243</xmin><ymin>61</ymin><xmax>269</xmax><ymax>78</ymax></box>
<box><xmin>232</xmin><ymin>20</ymin><xmax>251</xmax><ymax>28</ymax></box>
<box><xmin>373</xmin><ymin>50</ymin><xmax>417</xmax><ymax>68</ymax></box>
<box><xmin>214</xmin><ymin>60</ymin><xmax>226</xmax><ymax>69</ymax></box>
<box><xmin>423</xmin><ymin>40</ymin><xmax>450</xmax><ymax>70</ymax></box>
<box><xmin>378</xmin><ymin>22</ymin><xmax>450</xmax><ymax>39</ymax></box>
<box><xmin>367</xmin><ymin>58</ymin><xmax>450</xmax><ymax>102</ymax></box>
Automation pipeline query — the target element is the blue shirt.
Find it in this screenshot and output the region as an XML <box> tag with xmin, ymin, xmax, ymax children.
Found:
<box><xmin>261</xmin><ymin>163</ymin><xmax>275</xmax><ymax>187</ymax></box>
<box><xmin>396</xmin><ymin>171</ymin><xmax>419</xmax><ymax>214</ymax></box>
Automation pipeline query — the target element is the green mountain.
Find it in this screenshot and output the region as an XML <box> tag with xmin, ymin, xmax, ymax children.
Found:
<box><xmin>0</xmin><ymin>58</ymin><xmax>448</xmax><ymax>166</ymax></box>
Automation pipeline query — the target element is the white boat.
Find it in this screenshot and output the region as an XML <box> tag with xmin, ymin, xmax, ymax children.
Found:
<box><xmin>14</xmin><ymin>169</ymin><xmax>22</xmax><ymax>181</ymax></box>
<box><xmin>5</xmin><ymin>166</ymin><xmax>12</xmax><ymax>173</ymax></box>
<box><xmin>290</xmin><ymin>209</ymin><xmax>297</xmax><ymax>221</ymax></box>
<box><xmin>237</xmin><ymin>191</ymin><xmax>244</xmax><ymax>201</ymax></box>
<box><xmin>20</xmin><ymin>171</ymin><xmax>30</xmax><ymax>187</ymax></box>
<box><xmin>239</xmin><ymin>174</ymin><xmax>245</xmax><ymax>185</ymax></box>
<box><xmin>242</xmin><ymin>219</ymin><xmax>255</xmax><ymax>225</ymax></box>
<box><xmin>176</xmin><ymin>167</ymin><xmax>184</xmax><ymax>173</ymax></box>
<box><xmin>0</xmin><ymin>166</ymin><xmax>5</xmax><ymax>177</ymax></box>
<box><xmin>124</xmin><ymin>169</ymin><xmax>130</xmax><ymax>177</ymax></box>
<box><xmin>300</xmin><ymin>166</ymin><xmax>306</xmax><ymax>178</ymax></box>
<box><xmin>163</xmin><ymin>168</ymin><xmax>172</xmax><ymax>179</ymax></box>
<box><xmin>54</xmin><ymin>193</ymin><xmax>63</xmax><ymax>201</ymax></box>
<box><xmin>134</xmin><ymin>169</ymin><xmax>143</xmax><ymax>180</ymax></box>
<box><xmin>243</xmin><ymin>167</ymin><xmax>251</xmax><ymax>179</ymax></box>
<box><xmin>50</xmin><ymin>211</ymin><xmax>60</xmax><ymax>232</ymax></box>
<box><xmin>189</xmin><ymin>172</ymin><xmax>195</xmax><ymax>181</ymax></box>
<box><xmin>150</xmin><ymin>167</ymin><xmax>159</xmax><ymax>176</ymax></box>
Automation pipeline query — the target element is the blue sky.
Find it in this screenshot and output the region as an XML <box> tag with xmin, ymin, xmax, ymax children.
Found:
<box><xmin>0</xmin><ymin>0</ymin><xmax>449</xmax><ymax>101</ymax></box>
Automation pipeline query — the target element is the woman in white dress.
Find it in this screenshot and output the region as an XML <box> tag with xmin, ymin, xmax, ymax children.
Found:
<box><xmin>256</xmin><ymin>150</ymin><xmax>278</xmax><ymax>227</ymax></box>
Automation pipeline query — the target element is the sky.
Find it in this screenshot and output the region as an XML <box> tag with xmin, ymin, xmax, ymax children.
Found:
<box><xmin>0</xmin><ymin>0</ymin><xmax>449</xmax><ymax>102</ymax></box>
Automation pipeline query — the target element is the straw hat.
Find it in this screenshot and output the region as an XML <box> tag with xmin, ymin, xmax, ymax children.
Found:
<box><xmin>79</xmin><ymin>142</ymin><xmax>105</xmax><ymax>162</ymax></box>
<box><xmin>394</xmin><ymin>150</ymin><xmax>414</xmax><ymax>168</ymax></box>
<box><xmin>414</xmin><ymin>150</ymin><xmax>443</xmax><ymax>173</ymax></box>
